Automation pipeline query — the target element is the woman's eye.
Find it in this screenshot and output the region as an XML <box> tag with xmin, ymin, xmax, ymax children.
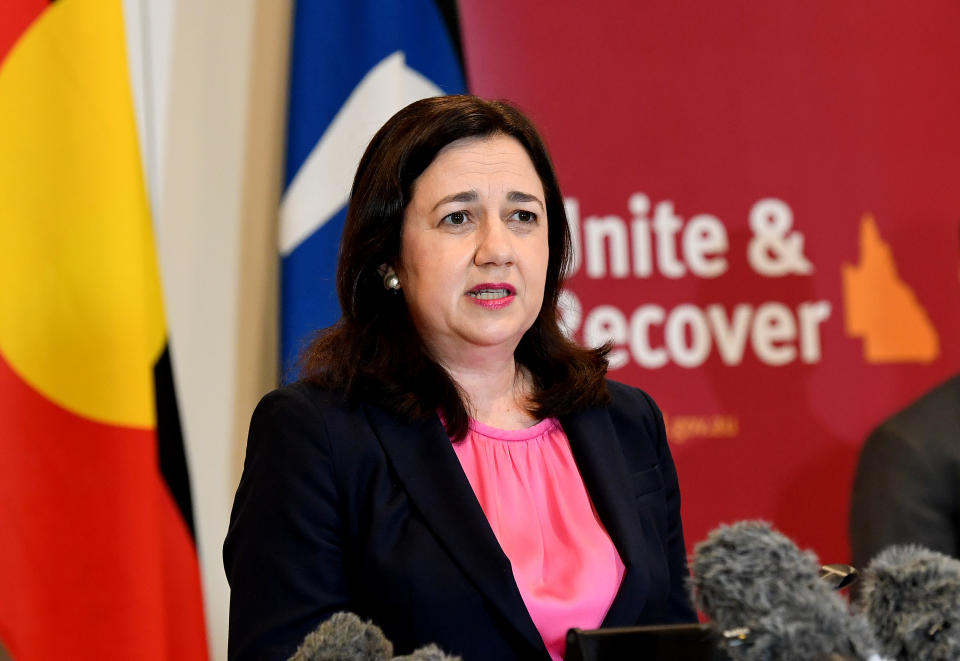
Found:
<box><xmin>511</xmin><ymin>210</ymin><xmax>537</xmax><ymax>223</ymax></box>
<box><xmin>442</xmin><ymin>211</ymin><xmax>468</xmax><ymax>225</ymax></box>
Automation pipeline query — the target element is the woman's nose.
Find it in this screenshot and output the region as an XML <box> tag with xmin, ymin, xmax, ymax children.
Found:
<box><xmin>474</xmin><ymin>218</ymin><xmax>515</xmax><ymax>267</ymax></box>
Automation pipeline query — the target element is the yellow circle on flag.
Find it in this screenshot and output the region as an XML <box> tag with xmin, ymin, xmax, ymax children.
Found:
<box><xmin>0</xmin><ymin>0</ymin><xmax>165</xmax><ymax>428</ymax></box>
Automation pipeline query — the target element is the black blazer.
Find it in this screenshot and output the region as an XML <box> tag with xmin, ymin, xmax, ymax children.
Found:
<box><xmin>223</xmin><ymin>379</ymin><xmax>696</xmax><ymax>660</ymax></box>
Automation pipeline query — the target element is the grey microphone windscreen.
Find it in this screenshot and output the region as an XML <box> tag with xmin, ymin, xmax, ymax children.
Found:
<box><xmin>858</xmin><ymin>544</ymin><xmax>960</xmax><ymax>661</ymax></box>
<box><xmin>690</xmin><ymin>521</ymin><xmax>877</xmax><ymax>661</ymax></box>
<box><xmin>288</xmin><ymin>611</ymin><xmax>393</xmax><ymax>661</ymax></box>
<box><xmin>393</xmin><ymin>643</ymin><xmax>463</xmax><ymax>661</ymax></box>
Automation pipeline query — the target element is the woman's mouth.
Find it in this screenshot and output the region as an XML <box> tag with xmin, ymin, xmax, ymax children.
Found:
<box><xmin>467</xmin><ymin>284</ymin><xmax>516</xmax><ymax>308</ymax></box>
<box><xmin>468</xmin><ymin>288</ymin><xmax>511</xmax><ymax>300</ymax></box>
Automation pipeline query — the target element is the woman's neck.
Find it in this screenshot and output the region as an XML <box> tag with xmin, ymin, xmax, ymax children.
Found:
<box><xmin>438</xmin><ymin>353</ymin><xmax>538</xmax><ymax>430</ymax></box>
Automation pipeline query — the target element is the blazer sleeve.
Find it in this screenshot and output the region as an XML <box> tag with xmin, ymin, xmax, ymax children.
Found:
<box><xmin>223</xmin><ymin>387</ymin><xmax>349</xmax><ymax>660</ymax></box>
<box><xmin>638</xmin><ymin>387</ymin><xmax>697</xmax><ymax>623</ymax></box>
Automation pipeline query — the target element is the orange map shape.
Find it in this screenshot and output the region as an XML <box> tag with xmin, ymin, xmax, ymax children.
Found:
<box><xmin>842</xmin><ymin>214</ymin><xmax>939</xmax><ymax>363</ymax></box>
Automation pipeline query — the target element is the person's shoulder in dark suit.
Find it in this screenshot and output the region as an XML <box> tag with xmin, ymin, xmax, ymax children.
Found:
<box><xmin>850</xmin><ymin>373</ymin><xmax>960</xmax><ymax>568</ymax></box>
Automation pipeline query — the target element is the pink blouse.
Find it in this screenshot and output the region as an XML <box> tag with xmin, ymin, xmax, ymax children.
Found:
<box><xmin>451</xmin><ymin>417</ymin><xmax>626</xmax><ymax>661</ymax></box>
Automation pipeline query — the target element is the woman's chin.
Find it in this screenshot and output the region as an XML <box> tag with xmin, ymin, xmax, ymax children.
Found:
<box><xmin>457</xmin><ymin>326</ymin><xmax>531</xmax><ymax>353</ymax></box>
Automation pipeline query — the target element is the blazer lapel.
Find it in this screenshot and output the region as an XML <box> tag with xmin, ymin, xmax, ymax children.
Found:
<box><xmin>561</xmin><ymin>405</ymin><xmax>653</xmax><ymax>625</ymax></box>
<box><xmin>363</xmin><ymin>404</ymin><xmax>547</xmax><ymax>655</ymax></box>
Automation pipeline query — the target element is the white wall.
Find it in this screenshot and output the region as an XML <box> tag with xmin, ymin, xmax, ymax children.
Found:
<box><xmin>124</xmin><ymin>2</ymin><xmax>290</xmax><ymax>658</ymax></box>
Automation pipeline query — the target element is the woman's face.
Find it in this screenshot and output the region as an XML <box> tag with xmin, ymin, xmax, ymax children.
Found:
<box><xmin>396</xmin><ymin>134</ymin><xmax>549</xmax><ymax>364</ymax></box>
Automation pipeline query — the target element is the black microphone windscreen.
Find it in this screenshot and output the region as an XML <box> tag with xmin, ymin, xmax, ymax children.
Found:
<box><xmin>288</xmin><ymin>611</ymin><xmax>393</xmax><ymax>661</ymax></box>
<box><xmin>858</xmin><ymin>544</ymin><xmax>960</xmax><ymax>661</ymax></box>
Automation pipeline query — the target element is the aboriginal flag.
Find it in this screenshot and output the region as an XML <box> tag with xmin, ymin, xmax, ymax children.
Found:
<box><xmin>0</xmin><ymin>1</ymin><xmax>208</xmax><ymax>660</ymax></box>
<box><xmin>279</xmin><ymin>0</ymin><xmax>467</xmax><ymax>377</ymax></box>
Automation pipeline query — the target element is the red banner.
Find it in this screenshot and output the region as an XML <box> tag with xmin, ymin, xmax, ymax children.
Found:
<box><xmin>460</xmin><ymin>0</ymin><xmax>960</xmax><ymax>563</ymax></box>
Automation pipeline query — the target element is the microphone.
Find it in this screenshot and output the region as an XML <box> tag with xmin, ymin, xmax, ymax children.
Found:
<box><xmin>288</xmin><ymin>611</ymin><xmax>461</xmax><ymax>661</ymax></box>
<box><xmin>689</xmin><ymin>521</ymin><xmax>879</xmax><ymax>661</ymax></box>
<box><xmin>857</xmin><ymin>544</ymin><xmax>960</xmax><ymax>661</ymax></box>
<box><xmin>393</xmin><ymin>644</ymin><xmax>462</xmax><ymax>660</ymax></box>
<box><xmin>288</xmin><ymin>612</ymin><xmax>393</xmax><ymax>661</ymax></box>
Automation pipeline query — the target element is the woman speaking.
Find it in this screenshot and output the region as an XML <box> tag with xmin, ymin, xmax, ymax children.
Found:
<box><xmin>224</xmin><ymin>96</ymin><xmax>696</xmax><ymax>660</ymax></box>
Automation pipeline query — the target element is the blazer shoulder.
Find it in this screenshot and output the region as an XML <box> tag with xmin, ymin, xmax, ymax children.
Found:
<box><xmin>869</xmin><ymin>373</ymin><xmax>960</xmax><ymax>452</ymax></box>
<box><xmin>604</xmin><ymin>379</ymin><xmax>663</xmax><ymax>422</ymax></box>
<box><xmin>243</xmin><ymin>382</ymin><xmax>383</xmax><ymax>473</ymax></box>
<box><xmin>258</xmin><ymin>379</ymin><xmax>351</xmax><ymax>410</ymax></box>
<box><xmin>600</xmin><ymin>379</ymin><xmax>668</xmax><ymax>459</ymax></box>
<box><xmin>252</xmin><ymin>381</ymin><xmax>364</xmax><ymax>426</ymax></box>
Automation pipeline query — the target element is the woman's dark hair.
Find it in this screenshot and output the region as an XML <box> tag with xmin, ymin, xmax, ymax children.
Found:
<box><xmin>300</xmin><ymin>95</ymin><xmax>609</xmax><ymax>439</ymax></box>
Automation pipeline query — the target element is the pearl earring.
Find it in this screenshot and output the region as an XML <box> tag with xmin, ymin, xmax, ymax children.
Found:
<box><xmin>383</xmin><ymin>271</ymin><xmax>400</xmax><ymax>291</ymax></box>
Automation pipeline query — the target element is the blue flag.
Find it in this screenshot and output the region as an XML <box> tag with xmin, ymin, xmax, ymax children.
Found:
<box><xmin>279</xmin><ymin>0</ymin><xmax>467</xmax><ymax>378</ymax></box>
